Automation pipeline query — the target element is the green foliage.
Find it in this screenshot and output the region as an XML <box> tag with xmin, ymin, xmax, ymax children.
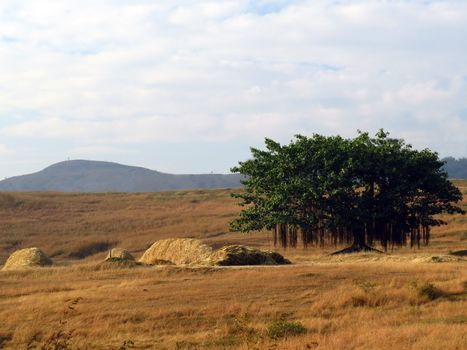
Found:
<box><xmin>231</xmin><ymin>130</ymin><xmax>465</xmax><ymax>249</ymax></box>
<box><xmin>267</xmin><ymin>321</ymin><xmax>306</xmax><ymax>340</ymax></box>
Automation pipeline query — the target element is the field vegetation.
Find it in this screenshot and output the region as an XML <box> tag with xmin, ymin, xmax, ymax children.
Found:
<box><xmin>0</xmin><ymin>180</ymin><xmax>465</xmax><ymax>349</ymax></box>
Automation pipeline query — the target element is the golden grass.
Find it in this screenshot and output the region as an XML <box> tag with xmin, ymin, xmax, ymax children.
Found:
<box><xmin>0</xmin><ymin>263</ymin><xmax>465</xmax><ymax>349</ymax></box>
<box><xmin>0</xmin><ymin>180</ymin><xmax>465</xmax><ymax>349</ymax></box>
<box><xmin>0</xmin><ymin>189</ymin><xmax>252</xmax><ymax>265</ymax></box>
<box><xmin>0</xmin><ymin>180</ymin><xmax>465</xmax><ymax>265</ymax></box>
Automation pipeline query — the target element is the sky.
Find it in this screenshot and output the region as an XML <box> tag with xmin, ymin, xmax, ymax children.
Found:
<box><xmin>0</xmin><ymin>0</ymin><xmax>466</xmax><ymax>178</ymax></box>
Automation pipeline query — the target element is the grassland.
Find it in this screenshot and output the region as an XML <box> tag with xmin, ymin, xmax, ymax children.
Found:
<box><xmin>0</xmin><ymin>180</ymin><xmax>465</xmax><ymax>349</ymax></box>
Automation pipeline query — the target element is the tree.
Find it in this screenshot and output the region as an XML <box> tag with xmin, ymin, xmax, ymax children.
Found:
<box><xmin>230</xmin><ymin>131</ymin><xmax>465</xmax><ymax>252</ymax></box>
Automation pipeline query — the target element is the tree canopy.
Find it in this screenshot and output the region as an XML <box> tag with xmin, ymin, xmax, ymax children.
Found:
<box><xmin>230</xmin><ymin>131</ymin><xmax>465</xmax><ymax>252</ymax></box>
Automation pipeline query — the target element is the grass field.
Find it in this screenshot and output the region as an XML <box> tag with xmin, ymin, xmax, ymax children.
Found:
<box><xmin>0</xmin><ymin>180</ymin><xmax>465</xmax><ymax>349</ymax></box>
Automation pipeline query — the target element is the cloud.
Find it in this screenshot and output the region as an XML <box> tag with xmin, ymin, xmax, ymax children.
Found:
<box><xmin>0</xmin><ymin>144</ymin><xmax>13</xmax><ymax>155</ymax></box>
<box><xmin>0</xmin><ymin>0</ymin><xmax>466</xmax><ymax>178</ymax></box>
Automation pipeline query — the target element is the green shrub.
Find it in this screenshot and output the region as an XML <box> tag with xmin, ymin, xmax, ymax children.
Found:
<box><xmin>267</xmin><ymin>321</ymin><xmax>306</xmax><ymax>340</ymax></box>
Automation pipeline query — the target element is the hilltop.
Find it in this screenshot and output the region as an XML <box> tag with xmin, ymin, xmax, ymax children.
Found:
<box><xmin>0</xmin><ymin>160</ymin><xmax>243</xmax><ymax>192</ymax></box>
<box><xmin>443</xmin><ymin>157</ymin><xmax>467</xmax><ymax>179</ymax></box>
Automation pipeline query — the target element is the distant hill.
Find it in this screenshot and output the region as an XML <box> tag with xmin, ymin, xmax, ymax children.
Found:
<box><xmin>442</xmin><ymin>157</ymin><xmax>467</xmax><ymax>179</ymax></box>
<box><xmin>0</xmin><ymin>160</ymin><xmax>243</xmax><ymax>192</ymax></box>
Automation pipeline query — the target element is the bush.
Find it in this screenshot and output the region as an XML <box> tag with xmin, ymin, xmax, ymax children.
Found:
<box><xmin>267</xmin><ymin>321</ymin><xmax>306</xmax><ymax>340</ymax></box>
<box><xmin>418</xmin><ymin>283</ymin><xmax>444</xmax><ymax>301</ymax></box>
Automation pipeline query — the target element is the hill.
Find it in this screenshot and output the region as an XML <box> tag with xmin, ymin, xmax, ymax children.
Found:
<box><xmin>443</xmin><ymin>157</ymin><xmax>467</xmax><ymax>179</ymax></box>
<box><xmin>0</xmin><ymin>160</ymin><xmax>243</xmax><ymax>192</ymax></box>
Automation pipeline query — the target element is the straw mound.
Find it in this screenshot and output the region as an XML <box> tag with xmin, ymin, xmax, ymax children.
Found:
<box><xmin>210</xmin><ymin>245</ymin><xmax>291</xmax><ymax>266</ymax></box>
<box><xmin>139</xmin><ymin>239</ymin><xmax>291</xmax><ymax>266</ymax></box>
<box><xmin>2</xmin><ymin>247</ymin><xmax>52</xmax><ymax>271</ymax></box>
<box><xmin>105</xmin><ymin>248</ymin><xmax>134</xmax><ymax>261</ymax></box>
<box><xmin>139</xmin><ymin>239</ymin><xmax>214</xmax><ymax>266</ymax></box>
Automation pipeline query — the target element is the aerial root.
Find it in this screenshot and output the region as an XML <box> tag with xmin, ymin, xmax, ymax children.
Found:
<box><xmin>330</xmin><ymin>244</ymin><xmax>385</xmax><ymax>255</ymax></box>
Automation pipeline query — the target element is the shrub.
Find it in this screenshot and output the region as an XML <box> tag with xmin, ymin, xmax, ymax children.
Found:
<box><xmin>418</xmin><ymin>283</ymin><xmax>444</xmax><ymax>301</ymax></box>
<box><xmin>267</xmin><ymin>321</ymin><xmax>306</xmax><ymax>340</ymax></box>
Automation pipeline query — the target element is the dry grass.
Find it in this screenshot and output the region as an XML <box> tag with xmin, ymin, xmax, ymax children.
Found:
<box><xmin>0</xmin><ymin>263</ymin><xmax>465</xmax><ymax>349</ymax></box>
<box><xmin>0</xmin><ymin>180</ymin><xmax>465</xmax><ymax>349</ymax></box>
<box><xmin>0</xmin><ymin>181</ymin><xmax>465</xmax><ymax>265</ymax></box>
<box><xmin>0</xmin><ymin>189</ymin><xmax>255</xmax><ymax>265</ymax></box>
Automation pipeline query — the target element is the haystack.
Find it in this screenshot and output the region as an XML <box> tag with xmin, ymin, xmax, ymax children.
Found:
<box><xmin>210</xmin><ymin>245</ymin><xmax>291</xmax><ymax>266</ymax></box>
<box><xmin>105</xmin><ymin>248</ymin><xmax>134</xmax><ymax>261</ymax></box>
<box><xmin>139</xmin><ymin>239</ymin><xmax>291</xmax><ymax>266</ymax></box>
<box><xmin>2</xmin><ymin>247</ymin><xmax>52</xmax><ymax>271</ymax></box>
<box><xmin>139</xmin><ymin>238</ymin><xmax>214</xmax><ymax>266</ymax></box>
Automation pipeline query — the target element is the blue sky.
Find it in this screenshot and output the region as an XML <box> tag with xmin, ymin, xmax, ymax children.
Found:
<box><xmin>0</xmin><ymin>0</ymin><xmax>466</xmax><ymax>178</ymax></box>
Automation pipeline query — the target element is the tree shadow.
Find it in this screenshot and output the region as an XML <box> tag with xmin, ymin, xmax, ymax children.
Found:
<box><xmin>450</xmin><ymin>249</ymin><xmax>467</xmax><ymax>257</ymax></box>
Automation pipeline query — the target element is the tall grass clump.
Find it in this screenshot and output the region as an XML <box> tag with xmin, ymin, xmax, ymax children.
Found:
<box><xmin>418</xmin><ymin>283</ymin><xmax>445</xmax><ymax>301</ymax></box>
<box><xmin>267</xmin><ymin>321</ymin><xmax>306</xmax><ymax>340</ymax></box>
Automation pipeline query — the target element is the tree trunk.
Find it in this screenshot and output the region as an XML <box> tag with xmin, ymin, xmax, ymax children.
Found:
<box><xmin>330</xmin><ymin>228</ymin><xmax>383</xmax><ymax>255</ymax></box>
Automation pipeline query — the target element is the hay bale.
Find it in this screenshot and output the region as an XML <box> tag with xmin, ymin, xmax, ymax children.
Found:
<box><xmin>210</xmin><ymin>245</ymin><xmax>291</xmax><ymax>266</ymax></box>
<box><xmin>2</xmin><ymin>247</ymin><xmax>52</xmax><ymax>271</ymax></box>
<box><xmin>139</xmin><ymin>239</ymin><xmax>291</xmax><ymax>266</ymax></box>
<box><xmin>139</xmin><ymin>239</ymin><xmax>214</xmax><ymax>266</ymax></box>
<box><xmin>105</xmin><ymin>248</ymin><xmax>134</xmax><ymax>261</ymax></box>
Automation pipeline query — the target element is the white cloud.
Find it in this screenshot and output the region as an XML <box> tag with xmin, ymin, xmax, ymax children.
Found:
<box><xmin>0</xmin><ymin>144</ymin><xmax>13</xmax><ymax>155</ymax></box>
<box><xmin>0</xmin><ymin>0</ymin><xmax>466</xmax><ymax>177</ymax></box>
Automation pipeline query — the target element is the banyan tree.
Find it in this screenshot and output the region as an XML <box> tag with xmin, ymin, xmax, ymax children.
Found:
<box><xmin>230</xmin><ymin>130</ymin><xmax>464</xmax><ymax>253</ymax></box>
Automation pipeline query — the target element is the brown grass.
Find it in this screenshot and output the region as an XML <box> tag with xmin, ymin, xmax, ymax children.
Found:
<box><xmin>0</xmin><ymin>181</ymin><xmax>465</xmax><ymax>265</ymax></box>
<box><xmin>0</xmin><ymin>180</ymin><xmax>465</xmax><ymax>349</ymax></box>
<box><xmin>0</xmin><ymin>263</ymin><xmax>465</xmax><ymax>349</ymax></box>
<box><xmin>0</xmin><ymin>189</ymin><xmax>252</xmax><ymax>265</ymax></box>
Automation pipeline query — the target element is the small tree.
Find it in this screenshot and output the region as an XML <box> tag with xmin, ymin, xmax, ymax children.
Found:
<box><xmin>231</xmin><ymin>131</ymin><xmax>464</xmax><ymax>252</ymax></box>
